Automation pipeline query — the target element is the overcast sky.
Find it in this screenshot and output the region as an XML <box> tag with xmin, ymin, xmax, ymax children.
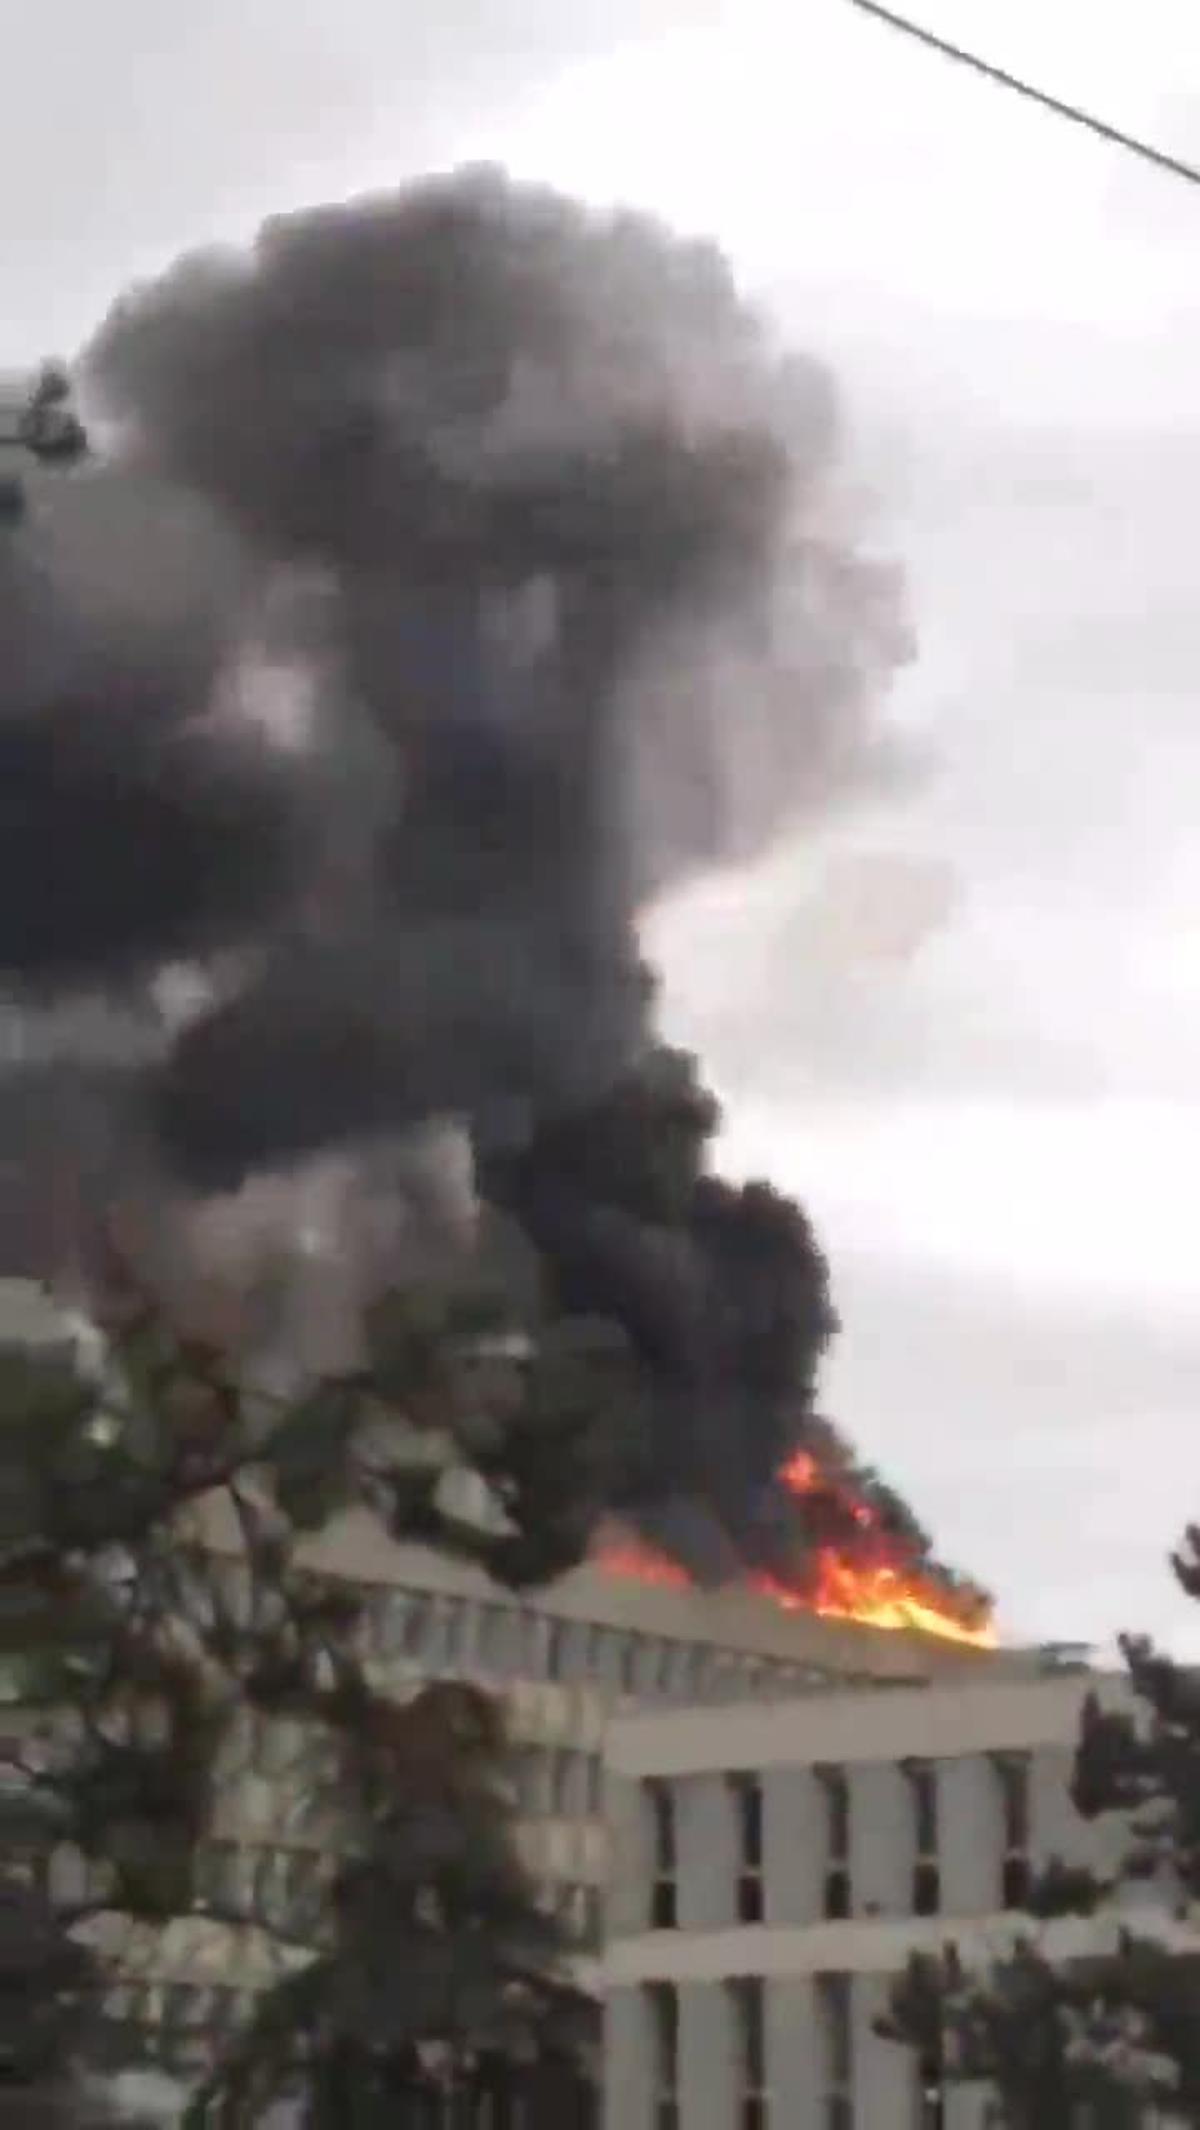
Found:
<box><xmin>5</xmin><ymin>0</ymin><xmax>1198</xmax><ymax>1654</ymax></box>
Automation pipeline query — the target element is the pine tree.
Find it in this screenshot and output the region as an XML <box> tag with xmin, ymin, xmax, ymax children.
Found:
<box><xmin>880</xmin><ymin>1526</ymin><xmax>1200</xmax><ymax>2127</ymax></box>
<box><xmin>5</xmin><ymin>1265</ymin><xmax>621</xmax><ymax>2124</ymax></box>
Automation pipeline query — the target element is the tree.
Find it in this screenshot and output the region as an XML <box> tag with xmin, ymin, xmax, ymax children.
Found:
<box><xmin>0</xmin><ymin>361</ymin><xmax>88</xmax><ymax>521</ymax></box>
<box><xmin>880</xmin><ymin>1526</ymin><xmax>1200</xmax><ymax>2127</ymax></box>
<box><xmin>5</xmin><ymin>1264</ymin><xmax>616</xmax><ymax>2124</ymax></box>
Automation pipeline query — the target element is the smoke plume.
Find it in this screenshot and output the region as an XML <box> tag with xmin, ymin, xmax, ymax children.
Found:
<box><xmin>0</xmin><ymin>465</ymin><xmax>312</xmax><ymax>987</ymax></box>
<box><xmin>0</xmin><ymin>168</ymin><xmax>939</xmax><ymax>1592</ymax></box>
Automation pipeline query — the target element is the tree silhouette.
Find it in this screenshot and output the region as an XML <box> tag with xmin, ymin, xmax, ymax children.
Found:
<box><xmin>6</xmin><ymin>1264</ymin><xmax>613</xmax><ymax>2123</ymax></box>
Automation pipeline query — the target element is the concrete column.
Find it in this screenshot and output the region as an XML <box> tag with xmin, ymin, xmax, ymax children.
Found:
<box><xmin>849</xmin><ymin>1762</ymin><xmax>912</xmax><ymax>1919</ymax></box>
<box><xmin>604</xmin><ymin>1990</ymin><xmax>651</xmax><ymax>2130</ymax></box>
<box><xmin>853</xmin><ymin>1971</ymin><xmax>912</xmax><ymax>2129</ymax></box>
<box><xmin>765</xmin><ymin>1977</ymin><xmax>824</xmax><ymax>2123</ymax></box>
<box><xmin>939</xmin><ymin>1756</ymin><xmax>1002</xmax><ymax>1917</ymax></box>
<box><xmin>762</xmin><ymin>1766</ymin><xmax>826</xmax><ymax>1925</ymax></box>
<box><xmin>677</xmin><ymin>1774</ymin><xmax>738</xmax><ymax>1932</ymax></box>
<box><xmin>679</xmin><ymin>1981</ymin><xmax>736</xmax><ymax>2130</ymax></box>
<box><xmin>606</xmin><ymin>1775</ymin><xmax>653</xmax><ymax>1936</ymax></box>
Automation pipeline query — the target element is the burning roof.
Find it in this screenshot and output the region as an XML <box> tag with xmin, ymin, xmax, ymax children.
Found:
<box><xmin>0</xmin><ymin>169</ymin><xmax>988</xmax><ymax>1632</ymax></box>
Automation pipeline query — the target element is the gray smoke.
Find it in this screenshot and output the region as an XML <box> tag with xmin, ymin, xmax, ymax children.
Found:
<box><xmin>67</xmin><ymin>165</ymin><xmax>909</xmax><ymax>1193</ymax></box>
<box><xmin>0</xmin><ymin>462</ymin><xmax>313</xmax><ymax>988</ymax></box>
<box><xmin>0</xmin><ymin>170</ymin><xmax>923</xmax><ymax>1568</ymax></box>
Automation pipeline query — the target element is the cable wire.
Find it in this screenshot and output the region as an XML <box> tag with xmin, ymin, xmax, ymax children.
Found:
<box><xmin>844</xmin><ymin>0</ymin><xmax>1200</xmax><ymax>188</ymax></box>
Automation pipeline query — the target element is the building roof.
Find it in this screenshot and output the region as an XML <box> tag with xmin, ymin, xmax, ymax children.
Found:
<box><xmin>293</xmin><ymin>1510</ymin><xmax>1011</xmax><ymax>1683</ymax></box>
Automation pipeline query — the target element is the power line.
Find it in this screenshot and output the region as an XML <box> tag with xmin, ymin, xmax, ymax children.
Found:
<box><xmin>844</xmin><ymin>0</ymin><xmax>1200</xmax><ymax>189</ymax></box>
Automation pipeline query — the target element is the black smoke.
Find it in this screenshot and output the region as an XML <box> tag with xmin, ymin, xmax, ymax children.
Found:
<box><xmin>0</xmin><ymin>168</ymin><xmax>923</xmax><ymax>1583</ymax></box>
<box><xmin>0</xmin><ymin>467</ymin><xmax>310</xmax><ymax>986</ymax></box>
<box><xmin>485</xmin><ymin>1046</ymin><xmax>839</xmax><ymax>1577</ymax></box>
<box><xmin>83</xmin><ymin>172</ymin><xmax>902</xmax><ymax>1181</ymax></box>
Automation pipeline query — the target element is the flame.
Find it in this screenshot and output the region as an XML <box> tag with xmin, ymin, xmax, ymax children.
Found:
<box><xmin>596</xmin><ymin>1537</ymin><xmax>694</xmax><ymax>1593</ymax></box>
<box><xmin>594</xmin><ymin>1447</ymin><xmax>996</xmax><ymax>1650</ymax></box>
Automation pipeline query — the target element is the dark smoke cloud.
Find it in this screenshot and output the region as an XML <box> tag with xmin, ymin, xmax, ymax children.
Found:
<box><xmin>485</xmin><ymin>1046</ymin><xmax>838</xmax><ymax>1573</ymax></box>
<box><xmin>0</xmin><ymin>468</ymin><xmax>310</xmax><ymax>987</ymax></box>
<box><xmin>82</xmin><ymin>166</ymin><xmax>907</xmax><ymax>1192</ymax></box>
<box><xmin>154</xmin><ymin>922</ymin><xmax>646</xmax><ymax>1191</ymax></box>
<box><xmin>0</xmin><ymin>691</ymin><xmax>306</xmax><ymax>987</ymax></box>
<box><xmin>0</xmin><ymin>167</ymin><xmax>926</xmax><ymax>1585</ymax></box>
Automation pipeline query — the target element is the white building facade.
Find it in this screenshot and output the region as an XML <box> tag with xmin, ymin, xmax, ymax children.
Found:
<box><xmin>89</xmin><ymin>1503</ymin><xmax>1003</xmax><ymax>2066</ymax></box>
<box><xmin>600</xmin><ymin>1671</ymin><xmax>1183</xmax><ymax>2130</ymax></box>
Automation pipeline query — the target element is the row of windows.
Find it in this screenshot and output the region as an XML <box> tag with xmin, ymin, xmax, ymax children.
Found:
<box><xmin>209</xmin><ymin>1556</ymin><xmax>865</xmax><ymax>1710</ymax></box>
<box><xmin>195</xmin><ymin>1835</ymin><xmax>605</xmax><ymax>1937</ymax></box>
<box><xmin>813</xmin><ymin>1753</ymin><xmax>1033</xmax><ymax>1921</ymax></box>
<box><xmin>40</xmin><ymin>1827</ymin><xmax>603</xmax><ymax>1953</ymax></box>
<box><xmin>217</xmin><ymin>1714</ymin><xmax>604</xmax><ymax>1827</ymax></box>
<box><xmin>353</xmin><ymin>1577</ymin><xmax>833</xmax><ymax>1707</ymax></box>
<box><xmin>644</xmin><ymin>1752</ymin><xmax>1035</xmax><ymax>1928</ymax></box>
<box><xmin>644</xmin><ymin>1976</ymin><xmax>946</xmax><ymax>2130</ymax></box>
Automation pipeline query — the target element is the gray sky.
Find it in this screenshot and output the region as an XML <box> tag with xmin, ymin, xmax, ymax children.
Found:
<box><xmin>5</xmin><ymin>0</ymin><xmax>1198</xmax><ymax>1653</ymax></box>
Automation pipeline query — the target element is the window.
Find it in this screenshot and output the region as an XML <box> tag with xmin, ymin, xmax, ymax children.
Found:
<box><xmin>817</xmin><ymin>1973</ymin><xmax>853</xmax><ymax>2129</ymax></box>
<box><xmin>545</xmin><ymin>1616</ymin><xmax>567</xmax><ymax>1680</ymax></box>
<box><xmin>442</xmin><ymin>1596</ymin><xmax>467</xmax><ymax>1667</ymax></box>
<box><xmin>507</xmin><ymin>1609</ymin><xmax>535</xmax><ymax>1674</ymax></box>
<box><xmin>515</xmin><ymin>1746</ymin><xmax>552</xmax><ymax>1816</ymax></box>
<box><xmin>681</xmin><ymin>1645</ymin><xmax>711</xmax><ymax>1701</ymax></box>
<box><xmin>657</xmin><ymin>1641</ymin><xmax>682</xmax><ymax>1699</ymax></box>
<box><xmin>371</xmin><ymin>1589</ymin><xmax>403</xmax><ymax>1655</ymax></box>
<box><xmin>646</xmin><ymin>1984</ymin><xmax>679</xmax><ymax>2130</ymax></box>
<box><xmin>550</xmin><ymin>1749</ymin><xmax>573</xmax><ymax>1817</ymax></box>
<box><xmin>905</xmin><ymin>1761</ymin><xmax>941</xmax><ymax>1917</ymax></box>
<box><xmin>730</xmin><ymin>1774</ymin><xmax>765</xmax><ymax>1924</ymax></box>
<box><xmin>586</xmin><ymin>1623</ymin><xmax>620</xmax><ymax>1683</ymax></box>
<box><xmin>729</xmin><ymin>1978</ymin><xmax>769</xmax><ymax>2130</ymax></box>
<box><xmin>402</xmin><ymin>1592</ymin><xmax>431</xmax><ymax>1658</ymax></box>
<box><xmin>647</xmin><ymin>1780</ymin><xmax>677</xmax><ymax>1929</ymax></box>
<box><xmin>632</xmin><ymin>1638</ymin><xmax>672</xmax><ymax>1699</ymax></box>
<box><xmin>995</xmin><ymin>1752</ymin><xmax>1032</xmax><ymax>1909</ymax></box>
<box><xmin>816</xmin><ymin>1766</ymin><xmax>851</xmax><ymax>1919</ymax></box>
<box><xmin>476</xmin><ymin>1604</ymin><xmax>507</xmax><ymax>1671</ymax></box>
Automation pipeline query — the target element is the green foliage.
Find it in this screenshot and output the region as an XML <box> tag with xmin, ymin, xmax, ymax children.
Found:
<box><xmin>7</xmin><ymin>1278</ymin><xmax>601</xmax><ymax>2126</ymax></box>
<box><xmin>1</xmin><ymin>1876</ymin><xmax>101</xmax><ymax>2089</ymax></box>
<box><xmin>265</xmin><ymin>1383</ymin><xmax>362</xmax><ymax>1532</ymax></box>
<box><xmin>882</xmin><ymin>1937</ymin><xmax>1195</xmax><ymax>2129</ymax></box>
<box><xmin>182</xmin><ymin>1683</ymin><xmax>588</xmax><ymax>2128</ymax></box>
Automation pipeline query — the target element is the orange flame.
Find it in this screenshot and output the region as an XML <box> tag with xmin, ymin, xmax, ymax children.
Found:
<box><xmin>595</xmin><ymin>1447</ymin><xmax>996</xmax><ymax>1650</ymax></box>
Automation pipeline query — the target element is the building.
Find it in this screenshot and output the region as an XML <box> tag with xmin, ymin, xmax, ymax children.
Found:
<box><xmin>91</xmin><ymin>1499</ymin><xmax>1010</xmax><ymax>2072</ymax></box>
<box><xmin>600</xmin><ymin>1669</ymin><xmax>1199</xmax><ymax>2130</ymax></box>
<box><xmin>16</xmin><ymin>1276</ymin><xmax>1098</xmax><ymax>2116</ymax></box>
<box><xmin>209</xmin><ymin>1507</ymin><xmax>1006</xmax><ymax>1957</ymax></box>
